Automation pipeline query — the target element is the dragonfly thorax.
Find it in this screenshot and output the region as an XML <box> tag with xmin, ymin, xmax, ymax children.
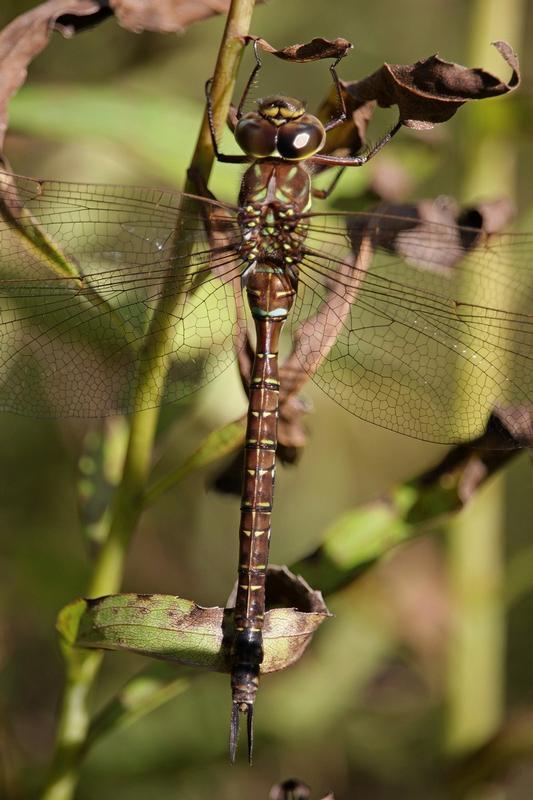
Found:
<box><xmin>235</xmin><ymin>95</ymin><xmax>326</xmax><ymax>161</ymax></box>
<box><xmin>238</xmin><ymin>200</ymin><xmax>307</xmax><ymax>274</ymax></box>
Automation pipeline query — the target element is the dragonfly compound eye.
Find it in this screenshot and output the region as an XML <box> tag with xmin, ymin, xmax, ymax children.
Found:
<box><xmin>276</xmin><ymin>114</ymin><xmax>326</xmax><ymax>160</ymax></box>
<box><xmin>235</xmin><ymin>113</ymin><xmax>277</xmax><ymax>158</ymax></box>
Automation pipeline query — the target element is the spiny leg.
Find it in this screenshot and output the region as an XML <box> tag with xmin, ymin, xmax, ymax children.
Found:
<box><xmin>205</xmin><ymin>77</ymin><xmax>250</xmax><ymax>164</ymax></box>
<box><xmin>324</xmin><ymin>52</ymin><xmax>351</xmax><ymax>132</ymax></box>
<box><xmin>312</xmin><ymin>165</ymin><xmax>346</xmax><ymax>200</ymax></box>
<box><xmin>205</xmin><ymin>38</ymin><xmax>264</xmax><ymax>164</ymax></box>
<box><xmin>236</xmin><ymin>39</ymin><xmax>263</xmax><ymax>118</ymax></box>
<box><xmin>311</xmin><ymin>118</ymin><xmax>402</xmax><ymax>170</ymax></box>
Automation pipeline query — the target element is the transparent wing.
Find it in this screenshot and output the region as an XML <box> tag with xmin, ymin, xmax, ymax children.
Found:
<box><xmin>0</xmin><ymin>172</ymin><xmax>244</xmax><ymax>417</ymax></box>
<box><xmin>290</xmin><ymin>209</ymin><xmax>533</xmax><ymax>445</ymax></box>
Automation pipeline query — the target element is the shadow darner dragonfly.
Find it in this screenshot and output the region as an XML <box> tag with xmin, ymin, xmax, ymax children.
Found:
<box><xmin>0</xmin><ymin>43</ymin><xmax>532</xmax><ymax>760</ymax></box>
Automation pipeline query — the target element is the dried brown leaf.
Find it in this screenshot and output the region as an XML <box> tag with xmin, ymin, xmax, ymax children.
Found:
<box><xmin>246</xmin><ymin>35</ymin><xmax>352</xmax><ymax>63</ymax></box>
<box><xmin>110</xmin><ymin>0</ymin><xmax>248</xmax><ymax>34</ymax></box>
<box><xmin>348</xmin><ymin>196</ymin><xmax>515</xmax><ymax>273</ymax></box>
<box><xmin>344</xmin><ymin>40</ymin><xmax>519</xmax><ymax>130</ymax></box>
<box><xmin>0</xmin><ymin>0</ymin><xmax>101</xmax><ymax>151</ymax></box>
<box><xmin>492</xmin><ymin>406</ymin><xmax>533</xmax><ymax>448</ymax></box>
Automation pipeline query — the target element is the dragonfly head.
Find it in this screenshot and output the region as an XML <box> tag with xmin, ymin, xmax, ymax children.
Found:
<box><xmin>235</xmin><ymin>94</ymin><xmax>326</xmax><ymax>161</ymax></box>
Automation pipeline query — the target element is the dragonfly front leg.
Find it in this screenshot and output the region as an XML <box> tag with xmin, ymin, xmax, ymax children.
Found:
<box><xmin>230</xmin><ymin>266</ymin><xmax>296</xmax><ymax>762</ymax></box>
<box><xmin>311</xmin><ymin>119</ymin><xmax>403</xmax><ymax>171</ymax></box>
<box><xmin>205</xmin><ymin>78</ymin><xmax>251</xmax><ymax>164</ymax></box>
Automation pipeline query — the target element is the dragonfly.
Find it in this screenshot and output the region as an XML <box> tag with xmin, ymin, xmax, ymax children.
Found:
<box><xmin>0</xmin><ymin>42</ymin><xmax>532</xmax><ymax>761</ymax></box>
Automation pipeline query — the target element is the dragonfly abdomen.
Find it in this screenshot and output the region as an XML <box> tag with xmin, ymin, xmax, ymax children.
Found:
<box><xmin>230</xmin><ymin>264</ymin><xmax>296</xmax><ymax>760</ymax></box>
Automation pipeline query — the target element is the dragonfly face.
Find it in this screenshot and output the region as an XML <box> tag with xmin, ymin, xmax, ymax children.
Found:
<box><xmin>235</xmin><ymin>95</ymin><xmax>326</xmax><ymax>161</ymax></box>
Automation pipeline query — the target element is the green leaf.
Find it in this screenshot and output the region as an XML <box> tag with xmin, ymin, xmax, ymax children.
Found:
<box><xmin>76</xmin><ymin>589</ymin><xmax>329</xmax><ymax>674</ymax></box>
<box><xmin>57</xmin><ymin>597</ymin><xmax>87</xmax><ymax>646</ymax></box>
<box><xmin>56</xmin><ymin>598</ymin><xmax>93</xmax><ymax>678</ymax></box>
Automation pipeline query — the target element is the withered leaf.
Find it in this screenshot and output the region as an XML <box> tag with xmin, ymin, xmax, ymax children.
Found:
<box><xmin>491</xmin><ymin>406</ymin><xmax>533</xmax><ymax>448</ymax></box>
<box><xmin>110</xmin><ymin>0</ymin><xmax>260</xmax><ymax>35</ymax></box>
<box><xmin>348</xmin><ymin>195</ymin><xmax>515</xmax><ymax>273</ymax></box>
<box><xmin>246</xmin><ymin>35</ymin><xmax>352</xmax><ymax>63</ymax></box>
<box><xmin>343</xmin><ymin>40</ymin><xmax>519</xmax><ymax>130</ymax></box>
<box><xmin>0</xmin><ymin>0</ymin><xmax>100</xmax><ymax>151</ymax></box>
<box><xmin>73</xmin><ymin>566</ymin><xmax>329</xmax><ymax>674</ymax></box>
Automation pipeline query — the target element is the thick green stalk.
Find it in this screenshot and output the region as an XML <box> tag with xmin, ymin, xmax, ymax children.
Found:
<box><xmin>461</xmin><ymin>0</ymin><xmax>524</xmax><ymax>201</ymax></box>
<box><xmin>445</xmin><ymin>0</ymin><xmax>523</xmax><ymax>754</ymax></box>
<box><xmin>42</xmin><ymin>3</ymin><xmax>255</xmax><ymax>798</ymax></box>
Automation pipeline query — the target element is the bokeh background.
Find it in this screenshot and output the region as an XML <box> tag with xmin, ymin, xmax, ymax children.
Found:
<box><xmin>1</xmin><ymin>1</ymin><xmax>533</xmax><ymax>798</ymax></box>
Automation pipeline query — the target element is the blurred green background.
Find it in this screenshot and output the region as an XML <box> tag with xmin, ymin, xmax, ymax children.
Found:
<box><xmin>1</xmin><ymin>1</ymin><xmax>533</xmax><ymax>798</ymax></box>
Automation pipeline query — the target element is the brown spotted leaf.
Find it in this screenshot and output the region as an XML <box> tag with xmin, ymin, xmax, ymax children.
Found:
<box><xmin>74</xmin><ymin>566</ymin><xmax>329</xmax><ymax>674</ymax></box>
<box><xmin>246</xmin><ymin>35</ymin><xmax>352</xmax><ymax>63</ymax></box>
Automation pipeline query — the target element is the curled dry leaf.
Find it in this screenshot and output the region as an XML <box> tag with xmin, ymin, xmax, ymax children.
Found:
<box><xmin>110</xmin><ymin>0</ymin><xmax>259</xmax><ymax>35</ymax></box>
<box><xmin>245</xmin><ymin>35</ymin><xmax>352</xmax><ymax>63</ymax></box>
<box><xmin>0</xmin><ymin>0</ymin><xmax>100</xmax><ymax>151</ymax></box>
<box><xmin>71</xmin><ymin>566</ymin><xmax>329</xmax><ymax>674</ymax></box>
<box><xmin>269</xmin><ymin>779</ymin><xmax>311</xmax><ymax>800</ymax></box>
<box><xmin>343</xmin><ymin>40</ymin><xmax>519</xmax><ymax>131</ymax></box>
<box><xmin>491</xmin><ymin>406</ymin><xmax>533</xmax><ymax>448</ymax></box>
<box><xmin>416</xmin><ymin>407</ymin><xmax>528</xmax><ymax>506</ymax></box>
<box><xmin>316</xmin><ymin>41</ymin><xmax>520</xmax><ymax>160</ymax></box>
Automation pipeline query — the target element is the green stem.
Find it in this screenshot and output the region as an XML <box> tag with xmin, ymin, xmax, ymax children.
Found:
<box><xmin>444</xmin><ymin>0</ymin><xmax>524</xmax><ymax>755</ymax></box>
<box><xmin>42</xmin><ymin>3</ymin><xmax>255</xmax><ymax>798</ymax></box>
<box><xmin>461</xmin><ymin>0</ymin><xmax>524</xmax><ymax>202</ymax></box>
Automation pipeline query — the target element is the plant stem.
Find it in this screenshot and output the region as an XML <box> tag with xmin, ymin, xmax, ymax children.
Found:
<box><xmin>461</xmin><ymin>0</ymin><xmax>524</xmax><ymax>202</ymax></box>
<box><xmin>42</xmin><ymin>3</ymin><xmax>255</xmax><ymax>797</ymax></box>
<box><xmin>444</xmin><ymin>0</ymin><xmax>524</xmax><ymax>755</ymax></box>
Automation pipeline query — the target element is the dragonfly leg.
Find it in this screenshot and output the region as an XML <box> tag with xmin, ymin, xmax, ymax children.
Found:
<box><xmin>324</xmin><ymin>52</ymin><xmax>351</xmax><ymax>132</ymax></box>
<box><xmin>236</xmin><ymin>39</ymin><xmax>263</xmax><ymax>119</ymax></box>
<box><xmin>312</xmin><ymin>166</ymin><xmax>346</xmax><ymax>200</ymax></box>
<box><xmin>205</xmin><ymin>78</ymin><xmax>251</xmax><ymax>164</ymax></box>
<box><xmin>311</xmin><ymin>119</ymin><xmax>403</xmax><ymax>169</ymax></box>
<box><xmin>186</xmin><ymin>166</ymin><xmax>216</xmax><ymax>199</ymax></box>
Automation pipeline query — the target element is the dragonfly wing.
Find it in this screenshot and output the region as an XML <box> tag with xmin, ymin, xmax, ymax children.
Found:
<box><xmin>289</xmin><ymin>209</ymin><xmax>533</xmax><ymax>445</ymax></box>
<box><xmin>0</xmin><ymin>171</ymin><xmax>244</xmax><ymax>417</ymax></box>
